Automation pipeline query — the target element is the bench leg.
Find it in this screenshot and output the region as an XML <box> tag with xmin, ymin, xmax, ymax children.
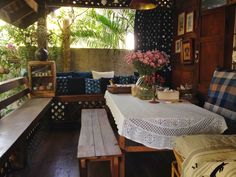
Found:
<box><xmin>120</xmin><ymin>153</ymin><xmax>125</xmax><ymax>177</ymax></box>
<box><xmin>111</xmin><ymin>157</ymin><xmax>119</xmax><ymax>177</ymax></box>
<box><xmin>79</xmin><ymin>159</ymin><xmax>87</xmax><ymax>177</ymax></box>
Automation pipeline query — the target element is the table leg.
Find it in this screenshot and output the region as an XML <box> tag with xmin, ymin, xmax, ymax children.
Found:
<box><xmin>79</xmin><ymin>159</ymin><xmax>87</xmax><ymax>177</ymax></box>
<box><xmin>111</xmin><ymin>157</ymin><xmax>119</xmax><ymax>177</ymax></box>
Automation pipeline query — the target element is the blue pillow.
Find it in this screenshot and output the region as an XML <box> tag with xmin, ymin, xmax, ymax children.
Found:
<box><xmin>68</xmin><ymin>77</ymin><xmax>85</xmax><ymax>95</ymax></box>
<box><xmin>119</xmin><ymin>76</ymin><xmax>130</xmax><ymax>84</ymax></box>
<box><xmin>100</xmin><ymin>78</ymin><xmax>112</xmax><ymax>94</ymax></box>
<box><xmin>56</xmin><ymin>76</ymin><xmax>69</xmax><ymax>95</ymax></box>
<box><xmin>129</xmin><ymin>75</ymin><xmax>138</xmax><ymax>84</ymax></box>
<box><xmin>118</xmin><ymin>75</ymin><xmax>138</xmax><ymax>84</ymax></box>
<box><xmin>85</xmin><ymin>78</ymin><xmax>101</xmax><ymax>94</ymax></box>
<box><xmin>72</xmin><ymin>72</ymin><xmax>92</xmax><ymax>78</ymax></box>
<box><xmin>56</xmin><ymin>72</ymin><xmax>73</xmax><ymax>77</ymax></box>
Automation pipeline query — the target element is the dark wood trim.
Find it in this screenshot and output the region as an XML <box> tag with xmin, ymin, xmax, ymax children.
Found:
<box><xmin>201</xmin><ymin>5</ymin><xmax>227</xmax><ymax>15</ymax></box>
<box><xmin>224</xmin><ymin>5</ymin><xmax>235</xmax><ymax>68</ymax></box>
<box><xmin>46</xmin><ymin>2</ymin><xmax>130</xmax><ymax>9</ymax></box>
<box><xmin>9</xmin><ymin>5</ymin><xmax>33</xmax><ymax>23</ymax></box>
<box><xmin>24</xmin><ymin>0</ymin><xmax>38</xmax><ymax>12</ymax></box>
<box><xmin>0</xmin><ymin>77</ymin><xmax>28</xmax><ymax>94</ymax></box>
<box><xmin>0</xmin><ymin>88</ymin><xmax>30</xmax><ymax>110</ymax></box>
<box><xmin>0</xmin><ymin>0</ymin><xmax>17</xmax><ymax>10</ymax></box>
<box><xmin>228</xmin><ymin>0</ymin><xmax>236</xmax><ymax>5</ymax></box>
<box><xmin>55</xmin><ymin>94</ymin><xmax>105</xmax><ymax>102</ymax></box>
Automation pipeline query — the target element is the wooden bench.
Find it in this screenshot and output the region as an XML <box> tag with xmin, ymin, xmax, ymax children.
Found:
<box><xmin>0</xmin><ymin>77</ymin><xmax>52</xmax><ymax>176</ymax></box>
<box><xmin>78</xmin><ymin>109</ymin><xmax>122</xmax><ymax>177</ymax></box>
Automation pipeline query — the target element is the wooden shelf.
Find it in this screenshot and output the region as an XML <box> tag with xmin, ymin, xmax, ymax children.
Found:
<box><xmin>32</xmin><ymin>75</ymin><xmax>53</xmax><ymax>78</ymax></box>
<box><xmin>28</xmin><ymin>61</ymin><xmax>56</xmax><ymax>98</ymax></box>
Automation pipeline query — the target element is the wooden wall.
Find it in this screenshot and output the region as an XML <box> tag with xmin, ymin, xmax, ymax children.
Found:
<box><xmin>172</xmin><ymin>0</ymin><xmax>199</xmax><ymax>89</ymax></box>
<box><xmin>172</xmin><ymin>0</ymin><xmax>235</xmax><ymax>96</ymax></box>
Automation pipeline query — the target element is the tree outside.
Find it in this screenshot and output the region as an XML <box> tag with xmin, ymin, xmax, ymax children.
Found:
<box><xmin>0</xmin><ymin>7</ymin><xmax>135</xmax><ymax>81</ymax></box>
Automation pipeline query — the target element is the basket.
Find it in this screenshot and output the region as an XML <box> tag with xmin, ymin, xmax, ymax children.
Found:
<box><xmin>107</xmin><ymin>85</ymin><xmax>131</xmax><ymax>94</ymax></box>
<box><xmin>173</xmin><ymin>149</ymin><xmax>183</xmax><ymax>175</ymax></box>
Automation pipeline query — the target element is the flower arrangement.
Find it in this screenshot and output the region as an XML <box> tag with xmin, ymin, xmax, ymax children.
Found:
<box><xmin>0</xmin><ymin>44</ymin><xmax>20</xmax><ymax>76</ymax></box>
<box><xmin>124</xmin><ymin>49</ymin><xmax>171</xmax><ymax>76</ymax></box>
<box><xmin>125</xmin><ymin>50</ymin><xmax>170</xmax><ymax>102</ymax></box>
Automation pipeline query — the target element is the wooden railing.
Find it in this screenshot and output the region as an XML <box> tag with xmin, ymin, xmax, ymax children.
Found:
<box><xmin>0</xmin><ymin>77</ymin><xmax>30</xmax><ymax>117</ymax></box>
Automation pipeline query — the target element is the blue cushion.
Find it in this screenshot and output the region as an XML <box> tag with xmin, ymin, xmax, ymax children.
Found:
<box><xmin>119</xmin><ymin>76</ymin><xmax>130</xmax><ymax>84</ymax></box>
<box><xmin>118</xmin><ymin>75</ymin><xmax>138</xmax><ymax>84</ymax></box>
<box><xmin>68</xmin><ymin>77</ymin><xmax>85</xmax><ymax>95</ymax></box>
<box><xmin>204</xmin><ymin>70</ymin><xmax>236</xmax><ymax>121</ymax></box>
<box><xmin>129</xmin><ymin>75</ymin><xmax>138</xmax><ymax>84</ymax></box>
<box><xmin>100</xmin><ymin>78</ymin><xmax>112</xmax><ymax>94</ymax></box>
<box><xmin>72</xmin><ymin>72</ymin><xmax>92</xmax><ymax>78</ymax></box>
<box><xmin>85</xmin><ymin>78</ymin><xmax>101</xmax><ymax>94</ymax></box>
<box><xmin>56</xmin><ymin>77</ymin><xmax>70</xmax><ymax>95</ymax></box>
<box><xmin>56</xmin><ymin>72</ymin><xmax>73</xmax><ymax>77</ymax></box>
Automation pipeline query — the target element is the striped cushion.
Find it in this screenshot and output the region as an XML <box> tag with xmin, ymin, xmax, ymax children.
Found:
<box><xmin>204</xmin><ymin>70</ymin><xmax>236</xmax><ymax>120</ymax></box>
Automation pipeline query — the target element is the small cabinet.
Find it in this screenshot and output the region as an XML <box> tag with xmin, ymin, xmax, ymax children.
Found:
<box><xmin>28</xmin><ymin>61</ymin><xmax>56</xmax><ymax>97</ymax></box>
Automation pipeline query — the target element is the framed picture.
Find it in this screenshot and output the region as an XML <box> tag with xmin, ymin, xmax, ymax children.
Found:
<box><xmin>181</xmin><ymin>39</ymin><xmax>193</xmax><ymax>64</ymax></box>
<box><xmin>177</xmin><ymin>12</ymin><xmax>185</xmax><ymax>36</ymax></box>
<box><xmin>175</xmin><ymin>39</ymin><xmax>182</xmax><ymax>53</ymax></box>
<box><xmin>186</xmin><ymin>12</ymin><xmax>194</xmax><ymax>33</ymax></box>
<box><xmin>228</xmin><ymin>0</ymin><xmax>236</xmax><ymax>5</ymax></box>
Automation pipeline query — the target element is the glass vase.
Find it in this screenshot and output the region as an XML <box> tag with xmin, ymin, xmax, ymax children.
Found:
<box><xmin>149</xmin><ymin>84</ymin><xmax>159</xmax><ymax>104</ymax></box>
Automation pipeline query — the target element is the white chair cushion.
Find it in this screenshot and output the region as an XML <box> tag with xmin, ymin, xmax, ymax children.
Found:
<box><xmin>92</xmin><ymin>70</ymin><xmax>114</xmax><ymax>79</ymax></box>
<box><xmin>174</xmin><ymin>134</ymin><xmax>236</xmax><ymax>159</ymax></box>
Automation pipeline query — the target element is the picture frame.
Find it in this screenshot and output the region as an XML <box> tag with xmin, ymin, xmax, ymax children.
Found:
<box><xmin>181</xmin><ymin>39</ymin><xmax>193</xmax><ymax>64</ymax></box>
<box><xmin>186</xmin><ymin>12</ymin><xmax>194</xmax><ymax>33</ymax></box>
<box><xmin>228</xmin><ymin>0</ymin><xmax>236</xmax><ymax>5</ymax></box>
<box><xmin>175</xmin><ymin>39</ymin><xmax>182</xmax><ymax>53</ymax></box>
<box><xmin>177</xmin><ymin>12</ymin><xmax>185</xmax><ymax>36</ymax></box>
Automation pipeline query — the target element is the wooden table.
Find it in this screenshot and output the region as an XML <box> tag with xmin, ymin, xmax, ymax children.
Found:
<box><xmin>104</xmin><ymin>91</ymin><xmax>227</xmax><ymax>177</ymax></box>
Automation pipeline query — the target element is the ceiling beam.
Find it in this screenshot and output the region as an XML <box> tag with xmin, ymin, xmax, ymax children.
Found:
<box><xmin>12</xmin><ymin>10</ymin><xmax>34</xmax><ymax>25</ymax></box>
<box><xmin>0</xmin><ymin>0</ymin><xmax>17</xmax><ymax>10</ymax></box>
<box><xmin>7</xmin><ymin>5</ymin><xmax>32</xmax><ymax>24</ymax></box>
<box><xmin>24</xmin><ymin>0</ymin><xmax>38</xmax><ymax>12</ymax></box>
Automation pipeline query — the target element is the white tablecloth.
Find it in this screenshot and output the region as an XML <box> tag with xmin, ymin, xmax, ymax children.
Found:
<box><xmin>105</xmin><ymin>91</ymin><xmax>227</xmax><ymax>149</ymax></box>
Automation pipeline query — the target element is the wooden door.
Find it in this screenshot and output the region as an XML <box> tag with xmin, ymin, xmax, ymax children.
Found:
<box><xmin>198</xmin><ymin>7</ymin><xmax>226</xmax><ymax>95</ymax></box>
<box><xmin>197</xmin><ymin>6</ymin><xmax>235</xmax><ymax>95</ymax></box>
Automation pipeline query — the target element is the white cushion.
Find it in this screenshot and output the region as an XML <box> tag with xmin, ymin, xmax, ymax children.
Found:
<box><xmin>92</xmin><ymin>70</ymin><xmax>114</xmax><ymax>79</ymax></box>
<box><xmin>174</xmin><ymin>135</ymin><xmax>236</xmax><ymax>159</ymax></box>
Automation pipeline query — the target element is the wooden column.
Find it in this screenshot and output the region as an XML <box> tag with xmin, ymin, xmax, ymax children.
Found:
<box><xmin>62</xmin><ymin>18</ymin><xmax>71</xmax><ymax>72</ymax></box>
<box><xmin>37</xmin><ymin>1</ymin><xmax>47</xmax><ymax>49</ymax></box>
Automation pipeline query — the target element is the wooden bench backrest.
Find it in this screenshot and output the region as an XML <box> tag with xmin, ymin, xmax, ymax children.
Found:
<box><xmin>0</xmin><ymin>77</ymin><xmax>30</xmax><ymax>111</ymax></box>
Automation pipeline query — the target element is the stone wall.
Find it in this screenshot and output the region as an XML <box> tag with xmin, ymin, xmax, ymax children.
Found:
<box><xmin>69</xmin><ymin>48</ymin><xmax>135</xmax><ymax>76</ymax></box>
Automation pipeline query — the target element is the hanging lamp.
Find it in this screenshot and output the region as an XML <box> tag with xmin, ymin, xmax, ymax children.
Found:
<box><xmin>130</xmin><ymin>0</ymin><xmax>157</xmax><ymax>10</ymax></box>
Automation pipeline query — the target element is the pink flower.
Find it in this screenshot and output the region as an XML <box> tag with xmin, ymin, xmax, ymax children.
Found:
<box><xmin>7</xmin><ymin>43</ymin><xmax>14</xmax><ymax>49</ymax></box>
<box><xmin>124</xmin><ymin>49</ymin><xmax>170</xmax><ymax>75</ymax></box>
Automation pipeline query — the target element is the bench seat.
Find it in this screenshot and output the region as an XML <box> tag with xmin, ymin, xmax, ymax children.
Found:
<box><xmin>78</xmin><ymin>109</ymin><xmax>122</xmax><ymax>177</ymax></box>
<box><xmin>0</xmin><ymin>98</ymin><xmax>52</xmax><ymax>161</ymax></box>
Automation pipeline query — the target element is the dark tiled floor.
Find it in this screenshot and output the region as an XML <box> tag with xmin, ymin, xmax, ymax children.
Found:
<box><xmin>10</xmin><ymin>130</ymin><xmax>174</xmax><ymax>177</ymax></box>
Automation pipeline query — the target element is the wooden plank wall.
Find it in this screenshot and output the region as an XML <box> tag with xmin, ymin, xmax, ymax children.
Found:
<box><xmin>172</xmin><ymin>0</ymin><xmax>199</xmax><ymax>89</ymax></box>
<box><xmin>172</xmin><ymin>0</ymin><xmax>235</xmax><ymax>97</ymax></box>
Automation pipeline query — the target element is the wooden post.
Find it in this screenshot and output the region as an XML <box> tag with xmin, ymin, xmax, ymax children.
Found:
<box><xmin>36</xmin><ymin>1</ymin><xmax>47</xmax><ymax>49</ymax></box>
<box><xmin>62</xmin><ymin>18</ymin><xmax>71</xmax><ymax>72</ymax></box>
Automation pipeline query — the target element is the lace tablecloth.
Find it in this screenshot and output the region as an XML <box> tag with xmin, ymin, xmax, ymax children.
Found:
<box><xmin>104</xmin><ymin>91</ymin><xmax>227</xmax><ymax>149</ymax></box>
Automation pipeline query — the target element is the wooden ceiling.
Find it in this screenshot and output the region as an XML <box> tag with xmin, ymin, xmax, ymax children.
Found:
<box><xmin>0</xmin><ymin>0</ymin><xmax>56</xmax><ymax>28</ymax></box>
<box><xmin>0</xmin><ymin>0</ymin><xmax>134</xmax><ymax>29</ymax></box>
